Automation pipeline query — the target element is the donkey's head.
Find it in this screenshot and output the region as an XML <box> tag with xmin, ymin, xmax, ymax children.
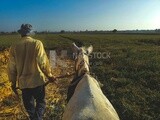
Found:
<box><xmin>72</xmin><ymin>43</ymin><xmax>93</xmax><ymax>77</ymax></box>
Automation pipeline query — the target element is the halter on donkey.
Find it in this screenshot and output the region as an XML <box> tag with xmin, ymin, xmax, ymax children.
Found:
<box><xmin>63</xmin><ymin>43</ymin><xmax>120</xmax><ymax>120</ymax></box>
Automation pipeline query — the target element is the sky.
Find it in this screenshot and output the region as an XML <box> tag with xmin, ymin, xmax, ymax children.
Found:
<box><xmin>0</xmin><ymin>0</ymin><xmax>160</xmax><ymax>32</ymax></box>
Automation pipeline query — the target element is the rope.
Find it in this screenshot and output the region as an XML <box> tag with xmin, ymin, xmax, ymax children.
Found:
<box><xmin>44</xmin><ymin>72</ymin><xmax>75</xmax><ymax>86</ymax></box>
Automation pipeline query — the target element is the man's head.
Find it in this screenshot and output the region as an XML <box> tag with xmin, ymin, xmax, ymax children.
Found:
<box><xmin>18</xmin><ymin>24</ymin><xmax>35</xmax><ymax>37</ymax></box>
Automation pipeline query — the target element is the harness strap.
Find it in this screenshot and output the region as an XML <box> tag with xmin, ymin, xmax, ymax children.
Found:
<box><xmin>69</xmin><ymin>72</ymin><xmax>90</xmax><ymax>87</ymax></box>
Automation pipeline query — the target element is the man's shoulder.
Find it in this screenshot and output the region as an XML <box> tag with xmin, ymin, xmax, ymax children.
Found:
<box><xmin>24</xmin><ymin>37</ymin><xmax>43</xmax><ymax>46</ymax></box>
<box><xmin>26</xmin><ymin>37</ymin><xmax>41</xmax><ymax>44</ymax></box>
<box><xmin>34</xmin><ymin>39</ymin><xmax>42</xmax><ymax>43</ymax></box>
<box><xmin>34</xmin><ymin>39</ymin><xmax>43</xmax><ymax>46</ymax></box>
<box><xmin>13</xmin><ymin>37</ymin><xmax>42</xmax><ymax>48</ymax></box>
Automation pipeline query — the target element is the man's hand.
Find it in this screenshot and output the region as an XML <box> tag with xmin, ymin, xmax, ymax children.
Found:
<box><xmin>48</xmin><ymin>76</ymin><xmax>56</xmax><ymax>83</ymax></box>
<box><xmin>11</xmin><ymin>84</ymin><xmax>18</xmax><ymax>95</ymax></box>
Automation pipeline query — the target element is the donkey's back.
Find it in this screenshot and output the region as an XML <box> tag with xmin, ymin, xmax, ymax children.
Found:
<box><xmin>62</xmin><ymin>74</ymin><xmax>120</xmax><ymax>120</ymax></box>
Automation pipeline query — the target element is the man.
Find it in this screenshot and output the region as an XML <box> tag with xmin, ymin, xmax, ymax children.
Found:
<box><xmin>8</xmin><ymin>24</ymin><xmax>56</xmax><ymax>120</ymax></box>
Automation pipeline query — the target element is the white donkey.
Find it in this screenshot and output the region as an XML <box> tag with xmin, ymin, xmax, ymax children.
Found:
<box><xmin>62</xmin><ymin>43</ymin><xmax>120</xmax><ymax>120</ymax></box>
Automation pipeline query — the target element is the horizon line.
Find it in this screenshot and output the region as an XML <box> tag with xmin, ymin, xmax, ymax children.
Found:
<box><xmin>1</xmin><ymin>28</ymin><xmax>160</xmax><ymax>33</ymax></box>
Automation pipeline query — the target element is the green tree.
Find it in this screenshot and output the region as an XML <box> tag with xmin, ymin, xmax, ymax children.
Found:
<box><xmin>112</xmin><ymin>29</ymin><xmax>117</xmax><ymax>33</ymax></box>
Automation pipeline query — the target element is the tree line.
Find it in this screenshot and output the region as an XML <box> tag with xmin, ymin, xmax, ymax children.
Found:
<box><xmin>1</xmin><ymin>29</ymin><xmax>160</xmax><ymax>35</ymax></box>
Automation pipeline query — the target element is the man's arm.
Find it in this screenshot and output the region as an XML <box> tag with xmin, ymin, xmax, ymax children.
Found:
<box><xmin>36</xmin><ymin>41</ymin><xmax>56</xmax><ymax>81</ymax></box>
<box><xmin>8</xmin><ymin>46</ymin><xmax>17</xmax><ymax>93</ymax></box>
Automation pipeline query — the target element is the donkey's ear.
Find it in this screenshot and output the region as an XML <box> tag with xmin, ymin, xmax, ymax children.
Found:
<box><xmin>87</xmin><ymin>45</ymin><xmax>93</xmax><ymax>55</ymax></box>
<box><xmin>72</xmin><ymin>43</ymin><xmax>80</xmax><ymax>53</ymax></box>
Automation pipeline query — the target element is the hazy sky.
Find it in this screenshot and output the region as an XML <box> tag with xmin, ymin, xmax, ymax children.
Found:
<box><xmin>0</xmin><ymin>0</ymin><xmax>160</xmax><ymax>32</ymax></box>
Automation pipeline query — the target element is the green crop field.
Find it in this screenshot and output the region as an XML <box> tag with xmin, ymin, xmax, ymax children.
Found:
<box><xmin>0</xmin><ymin>33</ymin><xmax>160</xmax><ymax>120</ymax></box>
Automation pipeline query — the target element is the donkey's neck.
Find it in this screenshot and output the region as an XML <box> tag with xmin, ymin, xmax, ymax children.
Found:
<box><xmin>76</xmin><ymin>58</ymin><xmax>90</xmax><ymax>77</ymax></box>
<box><xmin>76</xmin><ymin>62</ymin><xmax>90</xmax><ymax>78</ymax></box>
